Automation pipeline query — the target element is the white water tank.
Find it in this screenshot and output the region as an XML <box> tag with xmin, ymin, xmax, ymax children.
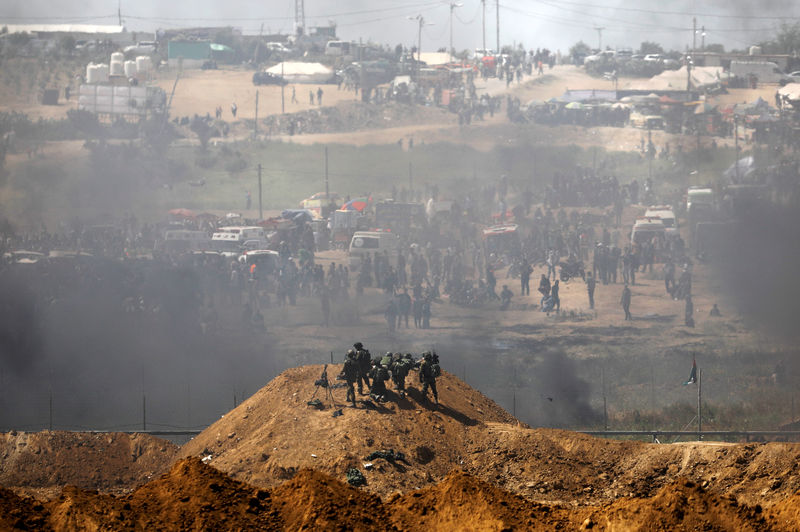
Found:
<box><xmin>110</xmin><ymin>60</ymin><xmax>124</xmax><ymax>76</ymax></box>
<box><xmin>124</xmin><ymin>60</ymin><xmax>137</xmax><ymax>78</ymax></box>
<box><xmin>749</xmin><ymin>45</ymin><xmax>762</xmax><ymax>56</ymax></box>
<box><xmin>85</xmin><ymin>63</ymin><xmax>97</xmax><ymax>83</ymax></box>
<box><xmin>111</xmin><ymin>52</ymin><xmax>125</xmax><ymax>63</ymax></box>
<box><xmin>135</xmin><ymin>55</ymin><xmax>152</xmax><ymax>74</ymax></box>
<box><xmin>95</xmin><ymin>63</ymin><xmax>109</xmax><ymax>83</ymax></box>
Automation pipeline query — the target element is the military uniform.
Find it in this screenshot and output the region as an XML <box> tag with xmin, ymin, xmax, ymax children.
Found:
<box><xmin>390</xmin><ymin>354</ymin><xmax>413</xmax><ymax>397</ymax></box>
<box><xmin>369</xmin><ymin>360</ymin><xmax>390</xmax><ymax>402</ymax></box>
<box><xmin>342</xmin><ymin>349</ymin><xmax>359</xmax><ymax>407</ymax></box>
<box><xmin>419</xmin><ymin>352</ymin><xmax>439</xmax><ymax>404</ymax></box>
<box><xmin>354</xmin><ymin>342</ymin><xmax>371</xmax><ymax>394</ymax></box>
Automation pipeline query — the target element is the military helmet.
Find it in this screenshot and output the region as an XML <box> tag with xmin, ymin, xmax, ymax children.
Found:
<box><xmin>423</xmin><ymin>351</ymin><xmax>432</xmax><ymax>361</ymax></box>
<box><xmin>353</xmin><ymin>342</ymin><xmax>364</xmax><ymax>350</ymax></box>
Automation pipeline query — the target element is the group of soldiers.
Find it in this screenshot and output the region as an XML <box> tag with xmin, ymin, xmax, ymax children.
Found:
<box><xmin>339</xmin><ymin>342</ymin><xmax>440</xmax><ymax>407</ymax></box>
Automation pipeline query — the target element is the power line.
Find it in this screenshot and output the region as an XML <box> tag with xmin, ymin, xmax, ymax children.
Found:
<box><xmin>519</xmin><ymin>0</ymin><xmax>800</xmax><ymax>21</ymax></box>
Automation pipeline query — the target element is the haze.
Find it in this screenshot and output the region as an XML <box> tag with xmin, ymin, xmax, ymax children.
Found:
<box><xmin>2</xmin><ymin>0</ymin><xmax>794</xmax><ymax>52</ymax></box>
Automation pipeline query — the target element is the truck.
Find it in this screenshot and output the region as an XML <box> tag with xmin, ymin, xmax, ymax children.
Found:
<box><xmin>211</xmin><ymin>226</ymin><xmax>268</xmax><ymax>257</ymax></box>
<box><xmin>348</xmin><ymin>230</ymin><xmax>400</xmax><ymax>270</ymax></box>
<box><xmin>729</xmin><ymin>61</ymin><xmax>789</xmax><ymax>84</ymax></box>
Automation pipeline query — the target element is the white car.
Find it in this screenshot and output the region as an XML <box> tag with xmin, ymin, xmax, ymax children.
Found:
<box><xmin>643</xmin><ymin>54</ymin><xmax>663</xmax><ymax>62</ymax></box>
<box><xmin>787</xmin><ymin>71</ymin><xmax>800</xmax><ymax>83</ymax></box>
<box><xmin>124</xmin><ymin>41</ymin><xmax>157</xmax><ymax>55</ymax></box>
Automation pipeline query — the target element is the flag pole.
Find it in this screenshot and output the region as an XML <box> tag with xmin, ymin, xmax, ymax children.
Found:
<box><xmin>697</xmin><ymin>368</ymin><xmax>702</xmax><ymax>441</ymax></box>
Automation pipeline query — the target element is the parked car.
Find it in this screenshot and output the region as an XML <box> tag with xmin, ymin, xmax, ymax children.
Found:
<box><xmin>124</xmin><ymin>41</ymin><xmax>157</xmax><ymax>55</ymax></box>
<box><xmin>252</xmin><ymin>71</ymin><xmax>288</xmax><ymax>86</ymax></box>
<box><xmin>643</xmin><ymin>54</ymin><xmax>663</xmax><ymax>63</ymax></box>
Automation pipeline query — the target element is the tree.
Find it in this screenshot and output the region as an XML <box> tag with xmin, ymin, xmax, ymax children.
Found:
<box><xmin>639</xmin><ymin>41</ymin><xmax>664</xmax><ymax>55</ymax></box>
<box><xmin>59</xmin><ymin>35</ymin><xmax>76</xmax><ymax>55</ymax></box>
<box><xmin>704</xmin><ymin>43</ymin><xmax>725</xmax><ymax>54</ymax></box>
<box><xmin>569</xmin><ymin>41</ymin><xmax>591</xmax><ymax>64</ymax></box>
<box><xmin>775</xmin><ymin>22</ymin><xmax>800</xmax><ymax>54</ymax></box>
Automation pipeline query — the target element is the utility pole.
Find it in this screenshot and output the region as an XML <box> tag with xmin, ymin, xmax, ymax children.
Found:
<box><xmin>692</xmin><ymin>17</ymin><xmax>697</xmax><ymax>53</ymax></box>
<box><xmin>482</xmin><ymin>0</ymin><xmax>486</xmax><ymax>52</ymax></box>
<box><xmin>496</xmin><ymin>0</ymin><xmax>500</xmax><ymax>57</ymax></box>
<box><xmin>449</xmin><ymin>2</ymin><xmax>463</xmax><ymax>59</ymax></box>
<box><xmin>258</xmin><ymin>163</ymin><xmax>263</xmax><ymax>220</ymax></box>
<box><xmin>254</xmin><ymin>90</ymin><xmax>258</xmax><ymax>139</ymax></box>
<box><xmin>697</xmin><ymin>368</ymin><xmax>703</xmax><ymax>440</ymax></box>
<box><xmin>408</xmin><ymin>161</ymin><xmax>413</xmax><ymax>190</ymax></box>
<box><xmin>594</xmin><ymin>26</ymin><xmax>604</xmax><ymax>50</ymax></box>
<box><xmin>295</xmin><ymin>0</ymin><xmax>305</xmax><ymax>36</ymax></box>
<box><xmin>418</xmin><ymin>15</ymin><xmax>423</xmax><ymax>80</ymax></box>
<box><xmin>324</xmin><ymin>146</ymin><xmax>329</xmax><ymax>201</ymax></box>
<box><xmin>118</xmin><ymin>0</ymin><xmax>122</xmax><ymax>26</ymax></box>
<box><xmin>701</xmin><ymin>26</ymin><xmax>706</xmax><ymax>51</ymax></box>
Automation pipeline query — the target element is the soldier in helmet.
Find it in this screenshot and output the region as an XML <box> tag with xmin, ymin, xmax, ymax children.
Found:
<box><xmin>342</xmin><ymin>349</ymin><xmax>359</xmax><ymax>407</ymax></box>
<box><xmin>419</xmin><ymin>351</ymin><xmax>440</xmax><ymax>405</ymax></box>
<box><xmin>390</xmin><ymin>353</ymin><xmax>412</xmax><ymax>398</ymax></box>
<box><xmin>353</xmin><ymin>341</ymin><xmax>371</xmax><ymax>394</ymax></box>
<box><xmin>369</xmin><ymin>357</ymin><xmax>390</xmax><ymax>402</ymax></box>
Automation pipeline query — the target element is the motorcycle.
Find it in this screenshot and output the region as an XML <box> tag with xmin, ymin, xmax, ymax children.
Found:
<box><xmin>559</xmin><ymin>259</ymin><xmax>585</xmax><ymax>282</ymax></box>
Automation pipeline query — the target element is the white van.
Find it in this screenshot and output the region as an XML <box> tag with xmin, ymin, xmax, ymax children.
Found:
<box><xmin>348</xmin><ymin>231</ymin><xmax>399</xmax><ymax>269</ymax></box>
<box><xmin>325</xmin><ymin>41</ymin><xmax>351</xmax><ymax>56</ymax></box>
<box><xmin>644</xmin><ymin>205</ymin><xmax>677</xmax><ymax>229</ymax></box>
<box><xmin>211</xmin><ymin>226</ymin><xmax>268</xmax><ymax>257</ymax></box>
<box><xmin>730</xmin><ymin>61</ymin><xmax>789</xmax><ymax>84</ymax></box>
<box><xmin>630</xmin><ymin>217</ymin><xmax>666</xmax><ymax>246</ymax></box>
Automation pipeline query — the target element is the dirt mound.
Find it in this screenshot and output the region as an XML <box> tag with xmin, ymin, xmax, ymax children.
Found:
<box><xmin>0</xmin><ymin>458</ymin><xmax>796</xmax><ymax>531</ymax></box>
<box><xmin>389</xmin><ymin>470</ymin><xmax>572</xmax><ymax>531</ymax></box>
<box><xmin>0</xmin><ymin>431</ymin><xmax>178</xmax><ymax>497</ymax></box>
<box><xmin>178</xmin><ymin>365</ymin><xmax>800</xmax><ymax>506</ymax></box>
<box><xmin>466</xmin><ymin>424</ymin><xmax>800</xmax><ymax>506</ymax></box>
<box><xmin>272</xmin><ymin>469</ymin><xmax>389</xmax><ymax>531</ymax></box>
<box><xmin>0</xmin><ymin>487</ymin><xmax>49</xmax><ymax>530</ymax></box>
<box><xmin>593</xmin><ymin>478</ymin><xmax>768</xmax><ymax>531</ymax></box>
<box><xmin>766</xmin><ymin>493</ymin><xmax>800</xmax><ymax>530</ymax></box>
<box><xmin>179</xmin><ymin>364</ymin><xmax>515</xmax><ymax>495</ymax></box>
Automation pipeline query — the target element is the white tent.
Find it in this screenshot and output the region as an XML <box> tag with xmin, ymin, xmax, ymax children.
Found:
<box><xmin>266</xmin><ymin>62</ymin><xmax>333</xmax><ymax>84</ymax></box>
<box><xmin>627</xmin><ymin>66</ymin><xmax>724</xmax><ymax>91</ymax></box>
<box><xmin>778</xmin><ymin>83</ymin><xmax>800</xmax><ymax>101</ymax></box>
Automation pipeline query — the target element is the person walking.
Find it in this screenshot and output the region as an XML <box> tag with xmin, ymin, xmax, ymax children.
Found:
<box><xmin>621</xmin><ymin>284</ymin><xmax>632</xmax><ymax>320</ymax></box>
<box><xmin>586</xmin><ymin>272</ymin><xmax>596</xmax><ymax>310</ymax></box>
<box><xmin>520</xmin><ymin>259</ymin><xmax>532</xmax><ymax>296</ymax></box>
<box><xmin>551</xmin><ymin>279</ymin><xmax>561</xmax><ymax>313</ymax></box>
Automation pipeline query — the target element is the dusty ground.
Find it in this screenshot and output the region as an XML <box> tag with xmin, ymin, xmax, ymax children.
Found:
<box><xmin>176</xmin><ymin>365</ymin><xmax>800</xmax><ymax>509</ymax></box>
<box><xmin>0</xmin><ymin>432</ymin><xmax>178</xmax><ymax>499</ymax></box>
<box><xmin>1</xmin><ymin>61</ymin><xmax>798</xmax><ymax>529</ymax></box>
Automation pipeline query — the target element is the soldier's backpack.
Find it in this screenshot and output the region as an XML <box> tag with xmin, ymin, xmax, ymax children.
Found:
<box><xmin>431</xmin><ymin>363</ymin><xmax>441</xmax><ymax>378</ymax></box>
<box><xmin>380</xmin><ymin>355</ymin><xmax>392</xmax><ymax>367</ymax></box>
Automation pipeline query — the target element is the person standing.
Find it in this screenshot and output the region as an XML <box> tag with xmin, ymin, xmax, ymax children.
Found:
<box><xmin>586</xmin><ymin>272</ymin><xmax>596</xmax><ymax>310</ymax></box>
<box><xmin>231</xmin><ymin>102</ymin><xmax>237</xmax><ymax>117</ymax></box>
<box><xmin>342</xmin><ymin>349</ymin><xmax>359</xmax><ymax>407</ymax></box>
<box><xmin>551</xmin><ymin>279</ymin><xmax>561</xmax><ymax>313</ymax></box>
<box><xmin>419</xmin><ymin>352</ymin><xmax>439</xmax><ymax>405</ymax></box>
<box><xmin>309</xmin><ymin>90</ymin><xmax>315</xmax><ymax>105</ymax></box>
<box><xmin>500</xmin><ymin>285</ymin><xmax>513</xmax><ymax>310</ymax></box>
<box><xmin>685</xmin><ymin>296</ymin><xmax>695</xmax><ymax>327</ymax></box>
<box><xmin>621</xmin><ymin>284</ymin><xmax>632</xmax><ymax>320</ymax></box>
<box><xmin>354</xmin><ymin>342</ymin><xmax>371</xmax><ymax>394</ymax></box>
<box><xmin>291</xmin><ymin>86</ymin><xmax>297</xmax><ymax>104</ymax></box>
<box><xmin>538</xmin><ymin>273</ymin><xmax>551</xmax><ymax>306</ymax></box>
<box><xmin>317</xmin><ymin>87</ymin><xmax>324</xmax><ymax>106</ymax></box>
<box><xmin>520</xmin><ymin>259</ymin><xmax>532</xmax><ymax>296</ymax></box>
